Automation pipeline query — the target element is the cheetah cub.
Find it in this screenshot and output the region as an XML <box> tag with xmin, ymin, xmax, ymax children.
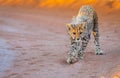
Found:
<box><xmin>66</xmin><ymin>5</ymin><xmax>104</xmax><ymax>64</ymax></box>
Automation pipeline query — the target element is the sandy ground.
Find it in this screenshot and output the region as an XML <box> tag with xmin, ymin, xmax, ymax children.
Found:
<box><xmin>0</xmin><ymin>7</ymin><xmax>120</xmax><ymax>78</ymax></box>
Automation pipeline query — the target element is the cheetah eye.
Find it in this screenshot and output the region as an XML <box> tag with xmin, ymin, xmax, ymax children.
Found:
<box><xmin>68</xmin><ymin>27</ymin><xmax>70</xmax><ymax>30</ymax></box>
<box><xmin>80</xmin><ymin>32</ymin><xmax>82</xmax><ymax>34</ymax></box>
<box><xmin>84</xmin><ymin>26</ymin><xmax>86</xmax><ymax>29</ymax></box>
<box><xmin>73</xmin><ymin>32</ymin><xmax>76</xmax><ymax>35</ymax></box>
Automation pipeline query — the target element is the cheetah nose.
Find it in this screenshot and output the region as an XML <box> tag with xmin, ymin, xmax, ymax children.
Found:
<box><xmin>77</xmin><ymin>38</ymin><xmax>79</xmax><ymax>40</ymax></box>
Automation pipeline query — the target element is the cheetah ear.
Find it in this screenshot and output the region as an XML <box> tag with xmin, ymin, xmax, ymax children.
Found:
<box><xmin>66</xmin><ymin>24</ymin><xmax>73</xmax><ymax>31</ymax></box>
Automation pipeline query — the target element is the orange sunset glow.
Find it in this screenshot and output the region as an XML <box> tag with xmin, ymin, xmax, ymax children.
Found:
<box><xmin>0</xmin><ymin>0</ymin><xmax>120</xmax><ymax>11</ymax></box>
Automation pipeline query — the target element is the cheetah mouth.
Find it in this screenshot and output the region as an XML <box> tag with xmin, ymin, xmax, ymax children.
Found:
<box><xmin>75</xmin><ymin>40</ymin><xmax>81</xmax><ymax>42</ymax></box>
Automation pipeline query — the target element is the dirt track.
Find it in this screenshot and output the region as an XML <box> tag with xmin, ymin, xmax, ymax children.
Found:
<box><xmin>0</xmin><ymin>7</ymin><xmax>120</xmax><ymax>78</ymax></box>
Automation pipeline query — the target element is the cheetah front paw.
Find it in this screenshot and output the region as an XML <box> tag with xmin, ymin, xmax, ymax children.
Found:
<box><xmin>67</xmin><ymin>58</ymin><xmax>73</xmax><ymax>64</ymax></box>
<box><xmin>67</xmin><ymin>57</ymin><xmax>78</xmax><ymax>64</ymax></box>
<box><xmin>95</xmin><ymin>49</ymin><xmax>104</xmax><ymax>55</ymax></box>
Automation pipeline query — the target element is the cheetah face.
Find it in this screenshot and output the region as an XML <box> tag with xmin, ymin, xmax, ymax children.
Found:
<box><xmin>66</xmin><ymin>22</ymin><xmax>86</xmax><ymax>42</ymax></box>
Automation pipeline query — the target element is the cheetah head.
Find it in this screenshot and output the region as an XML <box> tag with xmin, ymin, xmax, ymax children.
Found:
<box><xmin>66</xmin><ymin>22</ymin><xmax>86</xmax><ymax>42</ymax></box>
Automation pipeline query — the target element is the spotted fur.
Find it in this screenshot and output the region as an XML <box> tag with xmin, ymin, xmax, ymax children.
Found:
<box><xmin>66</xmin><ymin>5</ymin><xmax>103</xmax><ymax>64</ymax></box>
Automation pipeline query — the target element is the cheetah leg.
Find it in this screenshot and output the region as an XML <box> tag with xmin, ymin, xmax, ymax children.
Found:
<box><xmin>77</xmin><ymin>36</ymin><xmax>90</xmax><ymax>59</ymax></box>
<box><xmin>94</xmin><ymin>35</ymin><xmax>104</xmax><ymax>55</ymax></box>
<box><xmin>93</xmin><ymin>12</ymin><xmax>104</xmax><ymax>55</ymax></box>
<box><xmin>67</xmin><ymin>42</ymin><xmax>78</xmax><ymax>64</ymax></box>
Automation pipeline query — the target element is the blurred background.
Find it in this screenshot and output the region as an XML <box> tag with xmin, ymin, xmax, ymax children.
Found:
<box><xmin>0</xmin><ymin>0</ymin><xmax>120</xmax><ymax>78</ymax></box>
